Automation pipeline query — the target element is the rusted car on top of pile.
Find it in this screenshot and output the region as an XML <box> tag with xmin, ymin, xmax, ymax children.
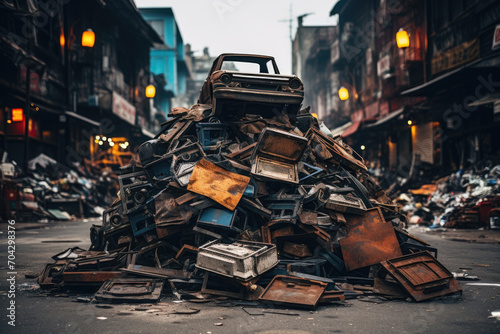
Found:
<box><xmin>198</xmin><ymin>53</ymin><xmax>304</xmax><ymax>116</ymax></box>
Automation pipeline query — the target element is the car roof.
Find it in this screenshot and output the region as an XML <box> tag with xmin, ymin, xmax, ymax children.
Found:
<box><xmin>216</xmin><ymin>53</ymin><xmax>275</xmax><ymax>60</ymax></box>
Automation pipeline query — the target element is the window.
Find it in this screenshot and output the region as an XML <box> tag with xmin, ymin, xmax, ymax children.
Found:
<box><xmin>148</xmin><ymin>20</ymin><xmax>164</xmax><ymax>41</ymax></box>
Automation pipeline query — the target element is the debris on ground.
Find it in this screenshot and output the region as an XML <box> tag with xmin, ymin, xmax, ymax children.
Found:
<box><xmin>1</xmin><ymin>153</ymin><xmax>117</xmax><ymax>222</ymax></box>
<box><xmin>397</xmin><ymin>166</ymin><xmax>500</xmax><ymax>229</ymax></box>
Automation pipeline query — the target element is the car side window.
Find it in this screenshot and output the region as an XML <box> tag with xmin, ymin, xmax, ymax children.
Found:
<box><xmin>266</xmin><ymin>60</ymin><xmax>277</xmax><ymax>74</ymax></box>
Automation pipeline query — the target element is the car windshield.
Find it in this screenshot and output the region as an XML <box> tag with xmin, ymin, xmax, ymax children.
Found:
<box><xmin>220</xmin><ymin>59</ymin><xmax>277</xmax><ymax>74</ymax></box>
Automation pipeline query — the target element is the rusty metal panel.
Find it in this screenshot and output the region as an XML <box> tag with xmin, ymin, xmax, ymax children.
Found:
<box><xmin>156</xmin><ymin>224</ymin><xmax>184</xmax><ymax>239</ymax></box>
<box><xmin>261</xmin><ymin>226</ymin><xmax>272</xmax><ymax>243</ymax></box>
<box><xmin>373</xmin><ymin>277</ymin><xmax>407</xmax><ymax>299</ymax></box>
<box><xmin>94</xmin><ymin>278</ymin><xmax>164</xmax><ymax>303</ymax></box>
<box><xmin>297</xmin><ymin>222</ymin><xmax>333</xmax><ymax>252</ymax></box>
<box><xmin>175</xmin><ymin>244</ymin><xmax>198</xmax><ymax>259</ymax></box>
<box><xmin>318</xmin><ymin>290</ymin><xmax>346</xmax><ymax>303</ymax></box>
<box><xmin>187</xmin><ymin>158</ymin><xmax>250</xmax><ymax>210</ymax></box>
<box><xmin>305</xmin><ymin>127</ymin><xmax>367</xmax><ymax>173</ymax></box>
<box><xmin>380</xmin><ymin>251</ymin><xmax>462</xmax><ymax>302</ymax></box>
<box><xmin>339</xmin><ymin>207</ymin><xmax>402</xmax><ymax>271</ymax></box>
<box><xmin>226</xmin><ymin>142</ymin><xmax>257</xmax><ymax>161</ymax></box>
<box><xmin>271</xmin><ymin>226</ymin><xmax>295</xmax><ymax>239</ymax></box>
<box><xmin>121</xmin><ymin>264</ymin><xmax>192</xmax><ymax>279</ymax></box>
<box><xmin>283</xmin><ymin>242</ymin><xmax>312</xmax><ymax>258</ymax></box>
<box><xmin>250</xmin><ymin>128</ymin><xmax>309</xmax><ymax>184</ymax></box>
<box><xmin>63</xmin><ymin>271</ymin><xmax>123</xmax><ymax>285</ymax></box>
<box><xmin>259</xmin><ymin>275</ymin><xmax>327</xmax><ymax>309</ymax></box>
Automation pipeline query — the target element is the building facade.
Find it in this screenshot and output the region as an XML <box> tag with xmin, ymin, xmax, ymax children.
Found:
<box><xmin>326</xmin><ymin>0</ymin><xmax>500</xmax><ymax>186</ymax></box>
<box><xmin>0</xmin><ymin>0</ymin><xmax>161</xmax><ymax>169</ymax></box>
<box><xmin>293</xmin><ymin>18</ymin><xmax>338</xmax><ymax>128</ymax></box>
<box><xmin>139</xmin><ymin>7</ymin><xmax>192</xmax><ymax>115</ymax></box>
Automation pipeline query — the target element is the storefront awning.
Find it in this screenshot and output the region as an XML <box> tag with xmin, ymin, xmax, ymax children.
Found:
<box><xmin>365</xmin><ymin>107</ymin><xmax>405</xmax><ymax>128</ymax></box>
<box><xmin>65</xmin><ymin>111</ymin><xmax>100</xmax><ymax>127</ymax></box>
<box><xmin>467</xmin><ymin>92</ymin><xmax>500</xmax><ymax>107</ymax></box>
<box><xmin>341</xmin><ymin>121</ymin><xmax>360</xmax><ymax>138</ymax></box>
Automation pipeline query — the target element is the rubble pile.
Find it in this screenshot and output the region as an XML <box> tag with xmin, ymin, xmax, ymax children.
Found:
<box><xmin>37</xmin><ymin>104</ymin><xmax>462</xmax><ymax>308</ymax></box>
<box><xmin>0</xmin><ymin>154</ymin><xmax>116</xmax><ymax>221</ymax></box>
<box><xmin>400</xmin><ymin>167</ymin><xmax>500</xmax><ymax>229</ymax></box>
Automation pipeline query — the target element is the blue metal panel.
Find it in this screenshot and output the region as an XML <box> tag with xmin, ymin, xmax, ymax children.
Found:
<box><xmin>199</xmin><ymin>208</ymin><xmax>235</xmax><ymax>228</ymax></box>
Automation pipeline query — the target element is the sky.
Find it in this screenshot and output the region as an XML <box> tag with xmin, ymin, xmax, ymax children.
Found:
<box><xmin>135</xmin><ymin>0</ymin><xmax>338</xmax><ymax>75</ymax></box>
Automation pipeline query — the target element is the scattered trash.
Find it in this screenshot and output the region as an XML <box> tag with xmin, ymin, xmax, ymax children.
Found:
<box><xmin>1</xmin><ymin>153</ymin><xmax>117</xmax><ymax>222</ymax></box>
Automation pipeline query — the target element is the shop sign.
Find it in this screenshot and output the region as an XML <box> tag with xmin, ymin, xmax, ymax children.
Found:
<box><xmin>377</xmin><ymin>54</ymin><xmax>391</xmax><ymax>77</ymax></box>
<box><xmin>493</xmin><ymin>24</ymin><xmax>500</xmax><ymax>50</ymax></box>
<box><xmin>431</xmin><ymin>39</ymin><xmax>479</xmax><ymax>75</ymax></box>
<box><xmin>112</xmin><ymin>92</ymin><xmax>136</xmax><ymax>125</ymax></box>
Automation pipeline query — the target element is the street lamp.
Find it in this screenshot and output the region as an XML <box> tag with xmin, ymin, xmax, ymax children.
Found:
<box><xmin>145</xmin><ymin>85</ymin><xmax>156</xmax><ymax>99</ymax></box>
<box><xmin>68</xmin><ymin>20</ymin><xmax>95</xmax><ymax>50</ymax></box>
<box><xmin>338</xmin><ymin>87</ymin><xmax>349</xmax><ymax>101</ymax></box>
<box><xmin>396</xmin><ymin>28</ymin><xmax>410</xmax><ymax>49</ymax></box>
<box><xmin>338</xmin><ymin>84</ymin><xmax>358</xmax><ymax>101</ymax></box>
<box><xmin>81</xmin><ymin>29</ymin><xmax>95</xmax><ymax>48</ymax></box>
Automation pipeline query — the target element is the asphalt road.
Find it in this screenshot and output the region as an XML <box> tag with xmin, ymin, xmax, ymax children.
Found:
<box><xmin>0</xmin><ymin>219</ymin><xmax>499</xmax><ymax>334</ymax></box>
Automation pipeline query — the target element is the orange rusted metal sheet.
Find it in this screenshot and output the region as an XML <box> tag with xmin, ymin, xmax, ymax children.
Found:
<box><xmin>339</xmin><ymin>207</ymin><xmax>402</xmax><ymax>271</ymax></box>
<box><xmin>380</xmin><ymin>251</ymin><xmax>462</xmax><ymax>302</ymax></box>
<box><xmin>187</xmin><ymin>158</ymin><xmax>250</xmax><ymax>210</ymax></box>
<box><xmin>259</xmin><ymin>275</ymin><xmax>327</xmax><ymax>309</ymax></box>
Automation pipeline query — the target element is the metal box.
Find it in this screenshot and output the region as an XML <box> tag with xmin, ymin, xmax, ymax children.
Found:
<box><xmin>196</xmin><ymin>240</ymin><xmax>278</xmax><ymax>281</ymax></box>
<box><xmin>326</xmin><ymin>193</ymin><xmax>367</xmax><ymax>215</ymax></box>
<box><xmin>250</xmin><ymin>128</ymin><xmax>309</xmax><ymax>184</ymax></box>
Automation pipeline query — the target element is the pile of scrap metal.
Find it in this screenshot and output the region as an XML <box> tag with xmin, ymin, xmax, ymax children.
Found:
<box><xmin>399</xmin><ymin>166</ymin><xmax>500</xmax><ymax>229</ymax></box>
<box><xmin>0</xmin><ymin>153</ymin><xmax>117</xmax><ymax>222</ymax></box>
<box><xmin>37</xmin><ymin>103</ymin><xmax>462</xmax><ymax>308</ymax></box>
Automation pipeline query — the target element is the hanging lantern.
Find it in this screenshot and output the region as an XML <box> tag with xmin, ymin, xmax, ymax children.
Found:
<box><xmin>81</xmin><ymin>29</ymin><xmax>95</xmax><ymax>48</ymax></box>
<box><xmin>145</xmin><ymin>85</ymin><xmax>156</xmax><ymax>98</ymax></box>
<box><xmin>396</xmin><ymin>28</ymin><xmax>409</xmax><ymax>49</ymax></box>
<box><xmin>338</xmin><ymin>87</ymin><xmax>349</xmax><ymax>101</ymax></box>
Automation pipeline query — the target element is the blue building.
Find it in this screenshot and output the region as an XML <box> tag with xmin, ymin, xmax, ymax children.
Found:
<box><xmin>139</xmin><ymin>8</ymin><xmax>191</xmax><ymax>116</ymax></box>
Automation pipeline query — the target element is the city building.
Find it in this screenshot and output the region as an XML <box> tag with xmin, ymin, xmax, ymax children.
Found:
<box><xmin>293</xmin><ymin>17</ymin><xmax>338</xmax><ymax>128</ymax></box>
<box><xmin>0</xmin><ymin>0</ymin><xmax>162</xmax><ymax>169</ymax></box>
<box><xmin>327</xmin><ymin>0</ymin><xmax>500</xmax><ymax>185</ymax></box>
<box><xmin>139</xmin><ymin>7</ymin><xmax>192</xmax><ymax>115</ymax></box>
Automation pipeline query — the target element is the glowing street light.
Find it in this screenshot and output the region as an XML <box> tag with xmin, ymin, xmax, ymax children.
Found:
<box><xmin>396</xmin><ymin>28</ymin><xmax>410</xmax><ymax>49</ymax></box>
<box><xmin>81</xmin><ymin>29</ymin><xmax>95</xmax><ymax>48</ymax></box>
<box><xmin>338</xmin><ymin>87</ymin><xmax>349</xmax><ymax>101</ymax></box>
<box><xmin>145</xmin><ymin>85</ymin><xmax>156</xmax><ymax>98</ymax></box>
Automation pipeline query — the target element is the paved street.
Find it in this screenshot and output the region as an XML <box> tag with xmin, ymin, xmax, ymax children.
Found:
<box><xmin>0</xmin><ymin>220</ymin><xmax>499</xmax><ymax>334</ymax></box>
